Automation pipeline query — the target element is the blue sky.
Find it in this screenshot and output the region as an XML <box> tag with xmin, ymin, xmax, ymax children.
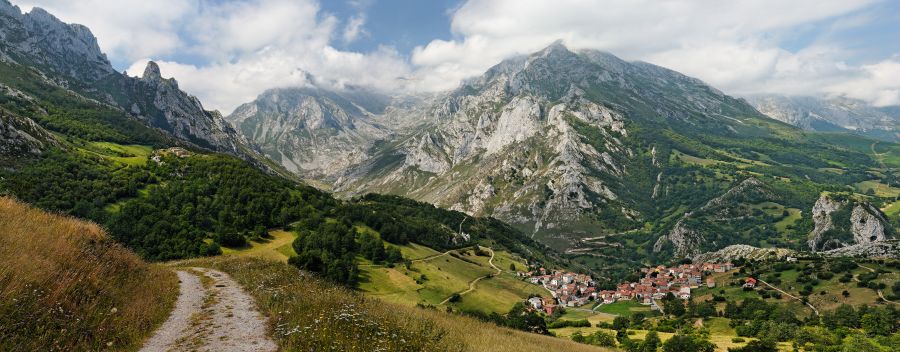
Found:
<box><xmin>319</xmin><ymin>0</ymin><xmax>460</xmax><ymax>55</ymax></box>
<box><xmin>11</xmin><ymin>0</ymin><xmax>900</xmax><ymax>113</ymax></box>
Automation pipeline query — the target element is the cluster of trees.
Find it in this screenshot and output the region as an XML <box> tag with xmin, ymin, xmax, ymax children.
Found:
<box><xmin>106</xmin><ymin>154</ymin><xmax>336</xmax><ymax>260</ymax></box>
<box><xmin>1</xmin><ymin>150</ymin><xmax>152</xmax><ymax>220</ymax></box>
<box><xmin>339</xmin><ymin>194</ymin><xmax>550</xmax><ymax>263</ymax></box>
<box><xmin>358</xmin><ymin>233</ymin><xmax>402</xmax><ymax>265</ymax></box>
<box><xmin>289</xmin><ymin>222</ymin><xmax>360</xmax><ymax>285</ymax></box>
<box><xmin>458</xmin><ymin>303</ymin><xmax>549</xmax><ymax>335</ymax></box>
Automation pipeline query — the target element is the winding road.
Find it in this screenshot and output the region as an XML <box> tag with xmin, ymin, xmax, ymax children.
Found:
<box><xmin>440</xmin><ymin>247</ymin><xmax>501</xmax><ymax>305</ymax></box>
<box><xmin>140</xmin><ymin>268</ymin><xmax>276</xmax><ymax>352</ymax></box>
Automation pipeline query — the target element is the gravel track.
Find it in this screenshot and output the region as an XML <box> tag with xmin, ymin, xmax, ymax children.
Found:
<box><xmin>140</xmin><ymin>268</ymin><xmax>276</xmax><ymax>352</ymax></box>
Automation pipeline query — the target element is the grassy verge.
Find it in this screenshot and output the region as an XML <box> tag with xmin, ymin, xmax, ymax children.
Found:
<box><xmin>0</xmin><ymin>197</ymin><xmax>177</xmax><ymax>351</ymax></box>
<box><xmin>184</xmin><ymin>256</ymin><xmax>610</xmax><ymax>352</ymax></box>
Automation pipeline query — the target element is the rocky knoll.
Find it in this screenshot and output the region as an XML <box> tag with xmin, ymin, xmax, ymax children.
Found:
<box><xmin>808</xmin><ymin>194</ymin><xmax>893</xmax><ymax>252</ymax></box>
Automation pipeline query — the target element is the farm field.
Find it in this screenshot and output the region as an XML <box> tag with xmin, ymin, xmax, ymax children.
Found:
<box><xmin>220</xmin><ymin>229</ymin><xmax>297</xmax><ymax>262</ymax></box>
<box><xmin>359</xmin><ymin>245</ymin><xmax>547</xmax><ymax>313</ymax></box>
<box><xmin>854</xmin><ymin>180</ymin><xmax>900</xmax><ymax>197</ymax></box>
<box><xmin>220</xmin><ymin>225</ymin><xmax>550</xmax><ymax>314</ymax></box>
<box><xmin>79</xmin><ymin>142</ymin><xmax>153</xmax><ymax>166</ymax></box>
<box><xmin>595</xmin><ymin>300</ymin><xmax>656</xmax><ymax>318</ymax></box>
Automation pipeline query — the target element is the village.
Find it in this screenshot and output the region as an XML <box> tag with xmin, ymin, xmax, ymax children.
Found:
<box><xmin>522</xmin><ymin>262</ymin><xmax>737</xmax><ymax>314</ymax></box>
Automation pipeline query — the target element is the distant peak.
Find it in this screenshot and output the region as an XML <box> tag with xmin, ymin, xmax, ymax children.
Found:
<box><xmin>142</xmin><ymin>61</ymin><xmax>162</xmax><ymax>81</ymax></box>
<box><xmin>538</xmin><ymin>39</ymin><xmax>571</xmax><ymax>55</ymax></box>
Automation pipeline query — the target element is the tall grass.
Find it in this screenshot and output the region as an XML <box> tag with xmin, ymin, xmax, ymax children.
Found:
<box><xmin>0</xmin><ymin>197</ymin><xmax>177</xmax><ymax>351</ymax></box>
<box><xmin>186</xmin><ymin>256</ymin><xmax>609</xmax><ymax>352</ymax></box>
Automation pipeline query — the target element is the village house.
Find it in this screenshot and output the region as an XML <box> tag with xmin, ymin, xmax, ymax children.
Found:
<box><xmin>528</xmin><ymin>297</ymin><xmax>542</xmax><ymax>310</ymax></box>
<box><xmin>525</xmin><ymin>262</ymin><xmax>735</xmax><ymax>310</ymax></box>
<box><xmin>743</xmin><ymin>277</ymin><xmax>757</xmax><ymax>288</ymax></box>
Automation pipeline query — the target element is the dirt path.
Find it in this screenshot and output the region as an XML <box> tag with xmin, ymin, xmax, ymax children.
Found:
<box><xmin>871</xmin><ymin>142</ymin><xmax>887</xmax><ymax>169</ymax></box>
<box><xmin>758</xmin><ymin>279</ymin><xmax>819</xmax><ymax>316</ymax></box>
<box><xmin>410</xmin><ymin>250</ymin><xmax>452</xmax><ymax>263</ymax></box>
<box><xmin>440</xmin><ymin>247</ymin><xmax>500</xmax><ymax>304</ymax></box>
<box><xmin>855</xmin><ymin>262</ymin><xmax>897</xmax><ymax>304</ymax></box>
<box><xmin>140</xmin><ymin>268</ymin><xmax>276</xmax><ymax>352</ymax></box>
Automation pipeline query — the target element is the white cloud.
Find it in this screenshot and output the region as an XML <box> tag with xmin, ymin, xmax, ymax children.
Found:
<box><xmin>11</xmin><ymin>0</ymin><xmax>900</xmax><ymax>111</ymax></box>
<box><xmin>411</xmin><ymin>0</ymin><xmax>899</xmax><ymax>105</ymax></box>
<box><xmin>342</xmin><ymin>15</ymin><xmax>368</xmax><ymax>44</ymax></box>
<box><xmin>13</xmin><ymin>0</ymin><xmax>411</xmax><ymax>114</ymax></box>
<box><xmin>826</xmin><ymin>57</ymin><xmax>900</xmax><ymax>106</ymax></box>
<box><xmin>14</xmin><ymin>0</ymin><xmax>192</xmax><ymax>61</ymax></box>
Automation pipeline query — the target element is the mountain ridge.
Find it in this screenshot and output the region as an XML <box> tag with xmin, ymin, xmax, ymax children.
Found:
<box><xmin>226</xmin><ymin>42</ymin><xmax>898</xmax><ymax>274</ymax></box>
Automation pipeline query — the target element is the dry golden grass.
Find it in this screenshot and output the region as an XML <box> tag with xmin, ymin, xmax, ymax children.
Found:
<box><xmin>185</xmin><ymin>256</ymin><xmax>609</xmax><ymax>352</ymax></box>
<box><xmin>0</xmin><ymin>197</ymin><xmax>177</xmax><ymax>351</ymax></box>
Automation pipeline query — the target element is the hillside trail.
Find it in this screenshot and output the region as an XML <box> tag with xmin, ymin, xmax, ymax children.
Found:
<box><xmin>870</xmin><ymin>142</ymin><xmax>887</xmax><ymax>169</ymax></box>
<box><xmin>758</xmin><ymin>279</ymin><xmax>819</xmax><ymax>316</ymax></box>
<box><xmin>140</xmin><ymin>268</ymin><xmax>277</xmax><ymax>352</ymax></box>
<box><xmin>854</xmin><ymin>262</ymin><xmax>897</xmax><ymax>304</ymax></box>
<box><xmin>440</xmin><ymin>247</ymin><xmax>500</xmax><ymax>304</ymax></box>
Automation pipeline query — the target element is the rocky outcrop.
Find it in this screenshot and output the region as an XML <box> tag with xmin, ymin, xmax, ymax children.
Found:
<box><xmin>654</xmin><ymin>220</ymin><xmax>704</xmax><ymax>258</ymax></box>
<box><xmin>0</xmin><ymin>1</ymin><xmax>114</xmax><ymax>83</ymax></box>
<box><xmin>823</xmin><ymin>240</ymin><xmax>900</xmax><ymax>259</ymax></box>
<box><xmin>136</xmin><ymin>61</ymin><xmax>246</xmax><ymax>155</ymax></box>
<box><xmin>808</xmin><ymin>194</ymin><xmax>893</xmax><ymax>252</ymax></box>
<box><xmin>654</xmin><ymin>178</ymin><xmax>772</xmax><ymax>258</ymax></box>
<box><xmin>0</xmin><ymin>2</ymin><xmax>255</xmax><ymax>160</ymax></box>
<box><xmin>693</xmin><ymin>245</ymin><xmax>795</xmax><ymax>263</ymax></box>
<box><xmin>850</xmin><ymin>203</ymin><xmax>888</xmax><ymax>244</ymax></box>
<box><xmin>0</xmin><ymin>110</ymin><xmax>55</xmax><ymax>161</ymax></box>
<box><xmin>808</xmin><ymin>194</ymin><xmax>843</xmax><ymax>251</ymax></box>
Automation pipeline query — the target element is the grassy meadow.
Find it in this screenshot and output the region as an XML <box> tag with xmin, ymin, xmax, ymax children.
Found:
<box><xmin>359</xmin><ymin>245</ymin><xmax>547</xmax><ymax>313</ymax></box>
<box><xmin>0</xmin><ymin>197</ymin><xmax>177</xmax><ymax>351</ymax></box>
<box><xmin>184</xmin><ymin>256</ymin><xmax>610</xmax><ymax>352</ymax></box>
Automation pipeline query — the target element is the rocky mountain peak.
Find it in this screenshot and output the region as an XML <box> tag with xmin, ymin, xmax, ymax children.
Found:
<box><xmin>0</xmin><ymin>1</ymin><xmax>113</xmax><ymax>82</ymax></box>
<box><xmin>0</xmin><ymin>0</ymin><xmax>19</xmax><ymax>17</ymax></box>
<box><xmin>142</xmin><ymin>61</ymin><xmax>163</xmax><ymax>82</ymax></box>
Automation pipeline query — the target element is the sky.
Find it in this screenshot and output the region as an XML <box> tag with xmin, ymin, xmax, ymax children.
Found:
<box><xmin>10</xmin><ymin>0</ymin><xmax>900</xmax><ymax>114</ymax></box>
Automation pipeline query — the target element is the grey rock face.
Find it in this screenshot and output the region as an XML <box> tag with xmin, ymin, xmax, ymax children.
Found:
<box><xmin>693</xmin><ymin>245</ymin><xmax>795</xmax><ymax>263</ymax></box>
<box><xmin>136</xmin><ymin>61</ymin><xmax>246</xmax><ymax>155</ymax></box>
<box><xmin>823</xmin><ymin>240</ymin><xmax>899</xmax><ymax>259</ymax></box>
<box><xmin>0</xmin><ymin>83</ymin><xmax>56</xmax><ymax>160</ymax></box>
<box><xmin>850</xmin><ymin>204</ymin><xmax>887</xmax><ymax>244</ymax></box>
<box><xmin>231</xmin><ymin>43</ymin><xmax>773</xmax><ymax>245</ymax></box>
<box><xmin>226</xmin><ymin>87</ymin><xmax>392</xmax><ymax>178</ymax></box>
<box><xmin>808</xmin><ymin>194</ymin><xmax>892</xmax><ymax>252</ymax></box>
<box><xmin>0</xmin><ymin>1</ymin><xmax>113</xmax><ymax>82</ymax></box>
<box><xmin>0</xmin><ymin>3</ymin><xmax>253</xmax><ymax>159</ymax></box>
<box><xmin>0</xmin><ymin>111</ymin><xmax>54</xmax><ymax>159</ymax></box>
<box><xmin>808</xmin><ymin>194</ymin><xmax>842</xmax><ymax>251</ymax></box>
<box><xmin>654</xmin><ymin>220</ymin><xmax>703</xmax><ymax>258</ymax></box>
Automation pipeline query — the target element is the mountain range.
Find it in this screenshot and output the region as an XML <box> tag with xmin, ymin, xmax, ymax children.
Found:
<box><xmin>747</xmin><ymin>94</ymin><xmax>900</xmax><ymax>142</ymax></box>
<box><xmin>0</xmin><ymin>1</ymin><xmax>252</xmax><ymax>158</ymax></box>
<box><xmin>229</xmin><ymin>41</ymin><xmax>899</xmax><ymax>275</ymax></box>
<box><xmin>1</xmin><ymin>0</ymin><xmax>897</xmax><ymax>280</ymax></box>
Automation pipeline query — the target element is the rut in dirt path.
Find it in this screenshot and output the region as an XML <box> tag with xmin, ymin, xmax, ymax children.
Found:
<box><xmin>140</xmin><ymin>268</ymin><xmax>276</xmax><ymax>352</ymax></box>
